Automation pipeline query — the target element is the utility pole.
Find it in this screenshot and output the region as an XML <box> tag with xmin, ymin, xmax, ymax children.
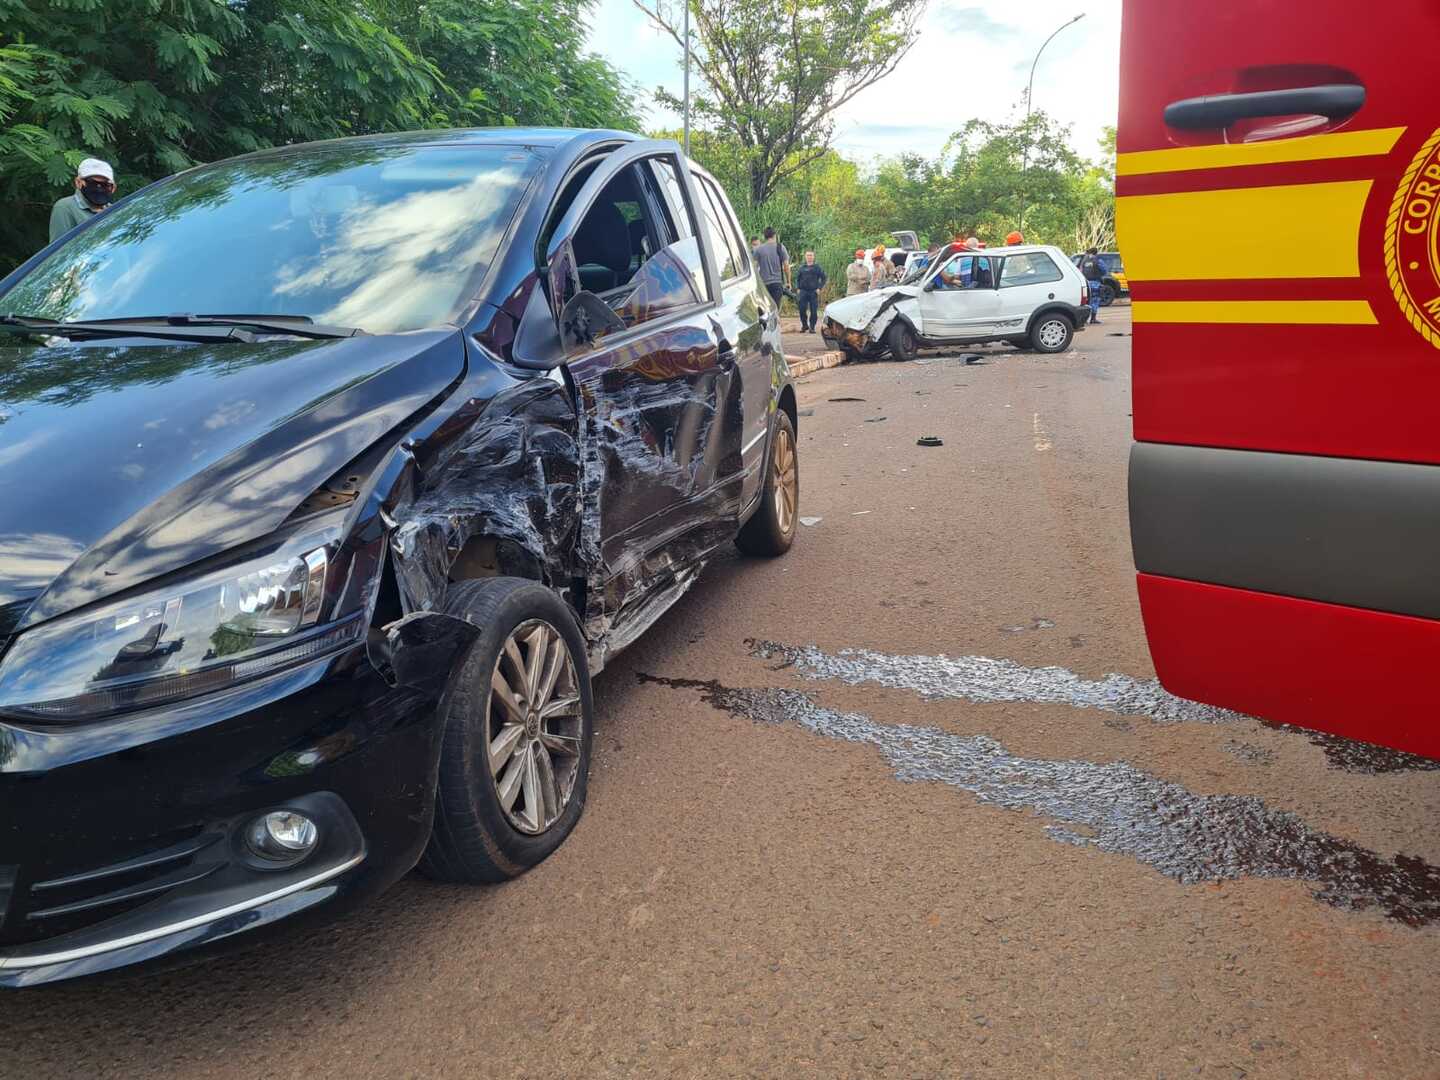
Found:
<box><xmin>1019</xmin><ymin>12</ymin><xmax>1084</xmax><ymax>229</ymax></box>
<box><xmin>682</xmin><ymin>0</ymin><xmax>691</xmax><ymax>156</ymax></box>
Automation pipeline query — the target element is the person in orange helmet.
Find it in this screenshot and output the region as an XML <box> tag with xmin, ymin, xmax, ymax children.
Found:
<box><xmin>1005</xmin><ymin>230</ymin><xmax>1024</xmax><ymax>246</ymax></box>
<box><xmin>846</xmin><ymin>248</ymin><xmax>870</xmax><ymax>295</ymax></box>
<box><xmin>869</xmin><ymin>244</ymin><xmax>894</xmax><ymax>290</ymax></box>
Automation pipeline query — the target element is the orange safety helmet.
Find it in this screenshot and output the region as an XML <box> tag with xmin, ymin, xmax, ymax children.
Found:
<box><xmin>1005</xmin><ymin>230</ymin><xmax>1024</xmax><ymax>246</ymax></box>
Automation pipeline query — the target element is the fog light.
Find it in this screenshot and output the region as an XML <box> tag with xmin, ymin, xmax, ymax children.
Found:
<box><xmin>246</xmin><ymin>810</ymin><xmax>319</xmax><ymax>863</ymax></box>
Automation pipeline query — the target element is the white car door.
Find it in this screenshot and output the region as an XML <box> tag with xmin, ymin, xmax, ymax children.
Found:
<box><xmin>916</xmin><ymin>255</ymin><xmax>1002</xmax><ymax>339</ymax></box>
<box><xmin>995</xmin><ymin>250</ymin><xmax>1069</xmax><ymax>331</ymax></box>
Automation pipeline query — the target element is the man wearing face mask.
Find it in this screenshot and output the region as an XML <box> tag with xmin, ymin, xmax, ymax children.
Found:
<box><xmin>49</xmin><ymin>158</ymin><xmax>116</xmax><ymax>243</ymax></box>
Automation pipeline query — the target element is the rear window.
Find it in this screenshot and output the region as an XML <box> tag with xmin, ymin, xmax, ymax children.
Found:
<box><xmin>1000</xmin><ymin>252</ymin><xmax>1064</xmax><ymax>288</ymax></box>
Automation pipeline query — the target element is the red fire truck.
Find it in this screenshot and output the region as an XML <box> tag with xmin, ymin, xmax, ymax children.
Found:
<box><xmin>1120</xmin><ymin>2</ymin><xmax>1440</xmax><ymax>759</ymax></box>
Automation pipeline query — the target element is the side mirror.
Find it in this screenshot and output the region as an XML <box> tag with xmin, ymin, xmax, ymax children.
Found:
<box><xmin>559</xmin><ymin>291</ymin><xmax>625</xmax><ymax>353</ymax></box>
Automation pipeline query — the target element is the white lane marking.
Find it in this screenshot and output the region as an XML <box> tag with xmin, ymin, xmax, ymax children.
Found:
<box><xmin>1033</xmin><ymin>411</ymin><xmax>1052</xmax><ymax>452</ymax></box>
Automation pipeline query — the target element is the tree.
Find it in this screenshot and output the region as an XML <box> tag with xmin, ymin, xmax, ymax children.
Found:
<box><xmin>632</xmin><ymin>0</ymin><xmax>926</xmax><ymax>207</ymax></box>
<box><xmin>0</xmin><ymin>0</ymin><xmax>639</xmax><ymax>273</ymax></box>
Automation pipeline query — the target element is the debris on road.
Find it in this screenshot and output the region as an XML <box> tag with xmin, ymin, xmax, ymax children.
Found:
<box><xmin>639</xmin><ymin>669</ymin><xmax>1440</xmax><ymax>927</ymax></box>
<box><xmin>828</xmin><ymin>396</ymin><xmax>866</xmax><ymax>402</ymax></box>
<box><xmin>799</xmin><ymin>516</ymin><xmax>823</xmax><ymax>527</ymax></box>
<box><xmin>917</xmin><ymin>436</ymin><xmax>943</xmax><ymax>447</ymax></box>
<box><xmin>864</xmin><ymin>416</ymin><xmax>887</xmax><ymax>423</ymax></box>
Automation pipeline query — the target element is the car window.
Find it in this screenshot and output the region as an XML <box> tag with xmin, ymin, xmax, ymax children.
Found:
<box><xmin>694</xmin><ymin>177</ymin><xmax>740</xmax><ymax>281</ymax></box>
<box><xmin>3</xmin><ymin>146</ymin><xmax>542</xmax><ymax>334</ymax></box>
<box><xmin>1100</xmin><ymin>253</ymin><xmax>1124</xmax><ymax>273</ymax></box>
<box><xmin>931</xmin><ymin>254</ymin><xmax>992</xmax><ymax>289</ymax></box>
<box><xmin>564</xmin><ymin>158</ymin><xmax>709</xmax><ymax>334</ymax></box>
<box><xmin>613</xmin><ymin>237</ymin><xmax>705</xmax><ymax>328</ymax></box>
<box><xmin>999</xmin><ymin>251</ymin><xmax>1063</xmax><ymax>288</ymax></box>
<box><xmin>701</xmin><ymin>176</ymin><xmax>750</xmax><ymax>277</ymax></box>
<box><xmin>643</xmin><ymin>158</ymin><xmax>709</xmax><ymax>302</ymax></box>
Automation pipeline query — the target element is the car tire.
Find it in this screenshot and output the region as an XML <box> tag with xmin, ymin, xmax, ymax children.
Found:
<box><xmin>418</xmin><ymin>577</ymin><xmax>594</xmax><ymax>885</ymax></box>
<box><xmin>1027</xmin><ymin>313</ymin><xmax>1074</xmax><ymax>354</ymax></box>
<box><xmin>736</xmin><ymin>410</ymin><xmax>799</xmax><ymax>557</ymax></box>
<box><xmin>886</xmin><ymin>321</ymin><xmax>918</xmax><ymax>362</ymax></box>
<box><xmin>1100</xmin><ymin>280</ymin><xmax>1117</xmax><ymax>306</ymax></box>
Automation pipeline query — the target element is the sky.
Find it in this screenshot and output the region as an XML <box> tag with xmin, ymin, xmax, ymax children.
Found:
<box><xmin>585</xmin><ymin>0</ymin><xmax>1121</xmax><ymax>168</ymax></box>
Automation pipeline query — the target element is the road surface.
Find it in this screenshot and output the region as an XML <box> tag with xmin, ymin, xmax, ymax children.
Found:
<box><xmin>8</xmin><ymin>307</ymin><xmax>1440</xmax><ymax>1078</ymax></box>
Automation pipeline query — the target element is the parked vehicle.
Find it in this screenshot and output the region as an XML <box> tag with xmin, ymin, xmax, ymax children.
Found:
<box><xmin>821</xmin><ymin>242</ymin><xmax>1089</xmax><ymax>360</ymax></box>
<box><xmin>1120</xmin><ymin>0</ymin><xmax>1439</xmax><ymax>758</ymax></box>
<box><xmin>1069</xmin><ymin>251</ymin><xmax>1129</xmax><ymax>305</ymax></box>
<box><xmin>0</xmin><ymin>129</ymin><xmax>798</xmax><ymax>985</ymax></box>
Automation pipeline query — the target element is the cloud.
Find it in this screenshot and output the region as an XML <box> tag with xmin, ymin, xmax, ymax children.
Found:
<box><xmin>935</xmin><ymin>6</ymin><xmax>1019</xmax><ymax>38</ymax></box>
<box><xmin>585</xmin><ymin>0</ymin><xmax>1120</xmax><ymax>164</ymax></box>
<box><xmin>848</xmin><ymin>123</ymin><xmax>955</xmax><ymax>138</ymax></box>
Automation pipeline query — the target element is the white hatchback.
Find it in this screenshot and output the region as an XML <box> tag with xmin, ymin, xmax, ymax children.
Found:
<box><xmin>821</xmin><ymin>243</ymin><xmax>1090</xmax><ymax>361</ymax></box>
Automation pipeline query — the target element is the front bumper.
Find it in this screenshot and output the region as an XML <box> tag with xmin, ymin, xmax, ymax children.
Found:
<box><xmin>821</xmin><ymin>318</ymin><xmax>874</xmax><ymax>358</ymax></box>
<box><xmin>0</xmin><ymin>647</ymin><xmax>441</xmax><ymax>987</ymax></box>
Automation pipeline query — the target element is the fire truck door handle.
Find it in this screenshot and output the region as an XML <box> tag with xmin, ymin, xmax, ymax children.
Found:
<box><xmin>1164</xmin><ymin>84</ymin><xmax>1365</xmax><ymax>130</ymax></box>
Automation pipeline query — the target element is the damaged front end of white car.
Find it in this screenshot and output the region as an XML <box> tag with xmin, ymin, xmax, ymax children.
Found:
<box><xmin>819</xmin><ymin>285</ymin><xmax>922</xmax><ymax>361</ymax></box>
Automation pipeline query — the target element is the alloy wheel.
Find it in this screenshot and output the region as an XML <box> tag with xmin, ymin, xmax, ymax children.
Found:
<box><xmin>1037</xmin><ymin>319</ymin><xmax>1068</xmax><ymax>350</ymax></box>
<box><xmin>772</xmin><ymin>425</ymin><xmax>798</xmax><ymax>535</ymax></box>
<box><xmin>486</xmin><ymin>619</ymin><xmax>583</xmax><ymax>835</ymax></box>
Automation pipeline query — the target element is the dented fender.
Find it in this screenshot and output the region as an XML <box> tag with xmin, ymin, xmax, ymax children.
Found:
<box><xmin>821</xmin><ymin>287</ymin><xmax>922</xmax><ymax>343</ymax></box>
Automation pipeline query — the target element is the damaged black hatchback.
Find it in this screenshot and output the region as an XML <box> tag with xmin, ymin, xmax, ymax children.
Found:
<box><xmin>0</xmin><ymin>130</ymin><xmax>798</xmax><ymax>986</ymax></box>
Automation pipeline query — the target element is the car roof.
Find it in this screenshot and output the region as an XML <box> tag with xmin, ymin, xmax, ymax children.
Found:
<box><xmin>222</xmin><ymin>127</ymin><xmax>642</xmax><ymax>165</ymax></box>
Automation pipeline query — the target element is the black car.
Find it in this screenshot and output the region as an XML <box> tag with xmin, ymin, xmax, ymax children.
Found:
<box><xmin>0</xmin><ymin>130</ymin><xmax>798</xmax><ymax>986</ymax></box>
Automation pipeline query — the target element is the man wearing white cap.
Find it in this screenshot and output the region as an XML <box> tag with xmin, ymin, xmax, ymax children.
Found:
<box><xmin>49</xmin><ymin>157</ymin><xmax>116</xmax><ymax>242</ymax></box>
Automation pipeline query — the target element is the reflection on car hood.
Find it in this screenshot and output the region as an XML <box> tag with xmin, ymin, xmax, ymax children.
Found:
<box><xmin>823</xmin><ymin>286</ymin><xmax>920</xmax><ymax>329</ymax></box>
<box><xmin>0</xmin><ymin>331</ymin><xmax>464</xmax><ymax>629</ymax></box>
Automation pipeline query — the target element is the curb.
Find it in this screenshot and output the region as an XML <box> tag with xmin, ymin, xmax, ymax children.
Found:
<box><xmin>785</xmin><ymin>350</ymin><xmax>845</xmax><ymax>378</ymax></box>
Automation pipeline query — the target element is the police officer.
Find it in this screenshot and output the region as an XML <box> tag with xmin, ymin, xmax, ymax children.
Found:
<box><xmin>794</xmin><ymin>251</ymin><xmax>827</xmax><ymax>333</ymax></box>
<box><xmin>1079</xmin><ymin>246</ymin><xmax>1106</xmax><ymax>324</ymax></box>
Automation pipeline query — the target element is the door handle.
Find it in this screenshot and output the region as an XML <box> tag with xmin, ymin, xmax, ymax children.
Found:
<box><xmin>1164</xmin><ymin>84</ymin><xmax>1364</xmax><ymax>130</ymax></box>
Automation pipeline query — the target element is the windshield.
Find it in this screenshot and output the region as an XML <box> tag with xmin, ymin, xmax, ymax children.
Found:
<box><xmin>2</xmin><ymin>145</ymin><xmax>541</xmax><ymax>335</ymax></box>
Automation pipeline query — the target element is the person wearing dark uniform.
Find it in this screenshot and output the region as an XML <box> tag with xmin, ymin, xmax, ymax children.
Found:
<box><xmin>794</xmin><ymin>250</ymin><xmax>827</xmax><ymax>333</ymax></box>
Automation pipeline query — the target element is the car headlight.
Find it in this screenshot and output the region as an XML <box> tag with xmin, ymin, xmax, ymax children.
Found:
<box><xmin>0</xmin><ymin>527</ymin><xmax>368</xmax><ymax>722</ymax></box>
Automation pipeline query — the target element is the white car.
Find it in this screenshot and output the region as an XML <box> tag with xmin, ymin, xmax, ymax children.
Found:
<box><xmin>821</xmin><ymin>243</ymin><xmax>1090</xmax><ymax>361</ymax></box>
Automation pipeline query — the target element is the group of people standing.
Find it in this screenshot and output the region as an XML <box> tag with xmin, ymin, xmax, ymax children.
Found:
<box><xmin>744</xmin><ymin>226</ymin><xmax>1111</xmax><ymax>331</ymax></box>
<box><xmin>749</xmin><ymin>227</ymin><xmax>828</xmax><ymax>333</ymax></box>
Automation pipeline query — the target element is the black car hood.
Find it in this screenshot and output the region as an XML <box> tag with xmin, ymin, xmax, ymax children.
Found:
<box><xmin>0</xmin><ymin>330</ymin><xmax>463</xmax><ymax>631</ymax></box>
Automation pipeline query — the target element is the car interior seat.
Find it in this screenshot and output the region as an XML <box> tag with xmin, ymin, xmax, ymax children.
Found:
<box><xmin>627</xmin><ymin>218</ymin><xmax>649</xmax><ymax>271</ymax></box>
<box><xmin>573</xmin><ymin>200</ymin><xmax>633</xmax><ymax>294</ymax></box>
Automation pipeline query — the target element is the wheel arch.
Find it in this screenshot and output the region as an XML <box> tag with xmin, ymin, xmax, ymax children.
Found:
<box><xmin>777</xmin><ymin>383</ymin><xmax>797</xmax><ymax>431</ymax></box>
<box><xmin>1025</xmin><ymin>303</ymin><xmax>1078</xmax><ymax>337</ymax></box>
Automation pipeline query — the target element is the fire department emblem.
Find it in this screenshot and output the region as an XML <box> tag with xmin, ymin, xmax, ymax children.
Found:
<box><xmin>1385</xmin><ymin>127</ymin><xmax>1440</xmax><ymax>349</ymax></box>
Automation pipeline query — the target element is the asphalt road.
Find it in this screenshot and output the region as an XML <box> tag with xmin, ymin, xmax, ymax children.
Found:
<box><xmin>8</xmin><ymin>306</ymin><xmax>1440</xmax><ymax>1078</ymax></box>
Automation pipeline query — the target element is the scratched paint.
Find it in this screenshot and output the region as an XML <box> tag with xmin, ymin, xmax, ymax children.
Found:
<box><xmin>639</xmin><ymin>673</ymin><xmax>1440</xmax><ymax>926</ymax></box>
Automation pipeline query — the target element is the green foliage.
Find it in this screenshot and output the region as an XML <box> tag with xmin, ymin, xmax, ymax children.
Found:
<box><xmin>0</xmin><ymin>0</ymin><xmax>640</xmax><ymax>272</ymax></box>
<box><xmin>670</xmin><ymin>109</ymin><xmax>1115</xmax><ymax>305</ymax></box>
<box><xmin>635</xmin><ymin>0</ymin><xmax>925</xmax><ymax>206</ymax></box>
